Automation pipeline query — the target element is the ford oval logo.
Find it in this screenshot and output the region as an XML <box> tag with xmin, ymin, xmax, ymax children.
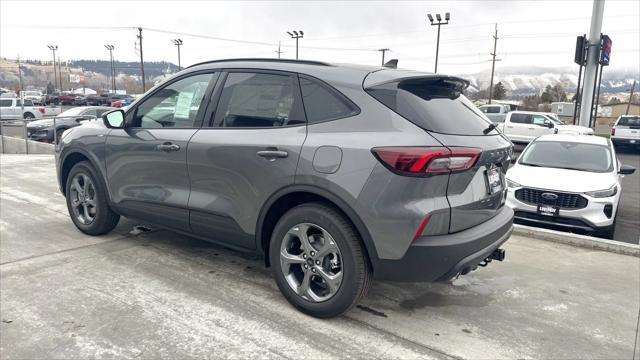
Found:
<box><xmin>541</xmin><ymin>192</ymin><xmax>558</xmax><ymax>200</ymax></box>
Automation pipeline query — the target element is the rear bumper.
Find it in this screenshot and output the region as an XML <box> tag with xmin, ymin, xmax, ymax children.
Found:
<box><xmin>374</xmin><ymin>206</ymin><xmax>513</xmax><ymax>282</ymax></box>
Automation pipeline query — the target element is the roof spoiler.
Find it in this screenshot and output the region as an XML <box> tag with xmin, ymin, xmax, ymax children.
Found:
<box><xmin>382</xmin><ymin>59</ymin><xmax>398</xmax><ymax>69</ymax></box>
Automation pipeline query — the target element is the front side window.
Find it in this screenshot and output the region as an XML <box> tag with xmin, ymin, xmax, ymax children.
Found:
<box><xmin>531</xmin><ymin>115</ymin><xmax>547</xmax><ymax>126</ymax></box>
<box><xmin>213</xmin><ymin>72</ymin><xmax>304</xmax><ymax>128</ymax></box>
<box><xmin>519</xmin><ymin>141</ymin><xmax>612</xmax><ymax>173</ymax></box>
<box><xmin>300</xmin><ymin>77</ymin><xmax>358</xmax><ymax>123</ymax></box>
<box><xmin>132</xmin><ymin>73</ymin><xmax>214</xmax><ymax>128</ymax></box>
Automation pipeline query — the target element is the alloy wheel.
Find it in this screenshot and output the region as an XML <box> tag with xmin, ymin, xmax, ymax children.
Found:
<box><xmin>69</xmin><ymin>173</ymin><xmax>97</xmax><ymax>225</ymax></box>
<box><xmin>280</xmin><ymin>223</ymin><xmax>343</xmax><ymax>302</ymax></box>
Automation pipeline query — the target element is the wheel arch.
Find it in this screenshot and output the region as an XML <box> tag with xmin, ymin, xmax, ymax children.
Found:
<box><xmin>256</xmin><ymin>185</ymin><xmax>379</xmax><ymax>270</ymax></box>
<box><xmin>59</xmin><ymin>148</ymin><xmax>109</xmax><ymax>200</ymax></box>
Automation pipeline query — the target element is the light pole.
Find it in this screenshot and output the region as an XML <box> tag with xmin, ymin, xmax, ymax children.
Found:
<box><xmin>47</xmin><ymin>45</ymin><xmax>59</xmax><ymax>91</ymax></box>
<box><xmin>427</xmin><ymin>12</ymin><xmax>450</xmax><ymax>73</ymax></box>
<box><xmin>287</xmin><ymin>30</ymin><xmax>304</xmax><ymax>60</ymax></box>
<box><xmin>104</xmin><ymin>44</ymin><xmax>115</xmax><ymax>93</ymax></box>
<box><xmin>172</xmin><ymin>39</ymin><xmax>183</xmax><ymax>71</ymax></box>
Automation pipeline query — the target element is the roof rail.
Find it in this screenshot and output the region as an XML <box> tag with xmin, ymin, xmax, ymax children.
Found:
<box><xmin>187</xmin><ymin>58</ymin><xmax>332</xmax><ymax>69</ymax></box>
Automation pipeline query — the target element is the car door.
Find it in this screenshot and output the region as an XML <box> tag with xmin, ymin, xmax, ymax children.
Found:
<box><xmin>187</xmin><ymin>70</ymin><xmax>307</xmax><ymax>249</ymax></box>
<box><xmin>105</xmin><ymin>71</ymin><xmax>219</xmax><ymax>231</ymax></box>
<box><xmin>506</xmin><ymin>113</ymin><xmax>531</xmax><ymax>142</ymax></box>
<box><xmin>0</xmin><ymin>99</ymin><xmax>15</xmax><ymax>120</ymax></box>
<box><xmin>530</xmin><ymin>114</ymin><xmax>552</xmax><ymax>138</ymax></box>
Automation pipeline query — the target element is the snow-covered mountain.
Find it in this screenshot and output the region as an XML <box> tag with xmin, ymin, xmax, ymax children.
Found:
<box><xmin>460</xmin><ymin>66</ymin><xmax>638</xmax><ymax>96</ymax></box>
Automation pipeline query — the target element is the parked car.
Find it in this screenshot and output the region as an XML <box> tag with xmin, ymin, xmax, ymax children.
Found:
<box><xmin>497</xmin><ymin>110</ymin><xmax>593</xmax><ymax>143</ymax></box>
<box><xmin>56</xmin><ymin>59</ymin><xmax>514</xmax><ymax>318</ymax></box>
<box><xmin>478</xmin><ymin>104</ymin><xmax>510</xmax><ymax>124</ymax></box>
<box><xmin>85</xmin><ymin>94</ymin><xmax>102</xmax><ymax>106</ymax></box>
<box><xmin>506</xmin><ymin>134</ymin><xmax>635</xmax><ymax>239</ymax></box>
<box><xmin>28</xmin><ymin>106</ymin><xmax>114</xmax><ymax>143</ymax></box>
<box><xmin>73</xmin><ymin>94</ymin><xmax>88</xmax><ymax>106</ymax></box>
<box><xmin>59</xmin><ymin>92</ymin><xmax>79</xmax><ymax>105</ymax></box>
<box><xmin>611</xmin><ymin>115</ymin><xmax>640</xmax><ymax>149</ymax></box>
<box><xmin>0</xmin><ymin>98</ymin><xmax>45</xmax><ymax>120</ymax></box>
<box><xmin>110</xmin><ymin>94</ymin><xmax>135</xmax><ymax>108</ymax></box>
<box><xmin>20</xmin><ymin>90</ymin><xmax>44</xmax><ymax>104</ymax></box>
<box><xmin>44</xmin><ymin>93</ymin><xmax>61</xmax><ymax>105</ymax></box>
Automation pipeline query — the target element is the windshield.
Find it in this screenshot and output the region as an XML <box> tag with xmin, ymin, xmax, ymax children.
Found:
<box><xmin>617</xmin><ymin>116</ymin><xmax>640</xmax><ymax>127</ymax></box>
<box><xmin>58</xmin><ymin>107</ymin><xmax>87</xmax><ymax>117</ymax></box>
<box><xmin>519</xmin><ymin>141</ymin><xmax>612</xmax><ymax>173</ymax></box>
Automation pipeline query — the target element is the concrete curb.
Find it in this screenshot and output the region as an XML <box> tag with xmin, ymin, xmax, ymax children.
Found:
<box><xmin>514</xmin><ymin>224</ymin><xmax>639</xmax><ymax>257</ymax></box>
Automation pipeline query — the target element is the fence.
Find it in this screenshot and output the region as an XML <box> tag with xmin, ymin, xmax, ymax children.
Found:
<box><xmin>0</xmin><ymin>120</ymin><xmax>55</xmax><ymax>154</ymax></box>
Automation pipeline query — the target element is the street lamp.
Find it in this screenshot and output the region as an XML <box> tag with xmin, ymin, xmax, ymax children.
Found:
<box><xmin>427</xmin><ymin>12</ymin><xmax>450</xmax><ymax>73</ymax></box>
<box><xmin>47</xmin><ymin>45</ymin><xmax>59</xmax><ymax>91</ymax></box>
<box><xmin>104</xmin><ymin>44</ymin><xmax>115</xmax><ymax>93</ymax></box>
<box><xmin>286</xmin><ymin>30</ymin><xmax>304</xmax><ymax>60</ymax></box>
<box><xmin>172</xmin><ymin>39</ymin><xmax>183</xmax><ymax>71</ymax></box>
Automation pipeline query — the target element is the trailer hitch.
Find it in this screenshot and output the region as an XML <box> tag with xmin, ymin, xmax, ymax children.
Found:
<box><xmin>478</xmin><ymin>248</ymin><xmax>506</xmax><ymax>267</ymax></box>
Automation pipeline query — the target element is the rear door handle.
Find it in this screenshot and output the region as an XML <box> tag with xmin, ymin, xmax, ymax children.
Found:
<box><xmin>257</xmin><ymin>150</ymin><xmax>288</xmax><ymax>159</ymax></box>
<box><xmin>156</xmin><ymin>142</ymin><xmax>180</xmax><ymax>152</ymax></box>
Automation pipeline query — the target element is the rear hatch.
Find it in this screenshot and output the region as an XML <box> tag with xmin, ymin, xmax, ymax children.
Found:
<box><xmin>614</xmin><ymin>116</ymin><xmax>640</xmax><ymax>139</ymax></box>
<box><xmin>364</xmin><ymin>71</ymin><xmax>513</xmax><ymax>233</ymax></box>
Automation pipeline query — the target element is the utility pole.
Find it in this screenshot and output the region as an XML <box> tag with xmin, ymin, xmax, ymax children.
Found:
<box><xmin>377</xmin><ymin>48</ymin><xmax>390</xmax><ymax>66</ymax></box>
<box><xmin>105</xmin><ymin>45</ymin><xmax>115</xmax><ymax>93</ymax></box>
<box><xmin>626</xmin><ymin>80</ymin><xmax>636</xmax><ymax>115</ymax></box>
<box><xmin>488</xmin><ymin>23</ymin><xmax>499</xmax><ymax>104</ymax></box>
<box><xmin>172</xmin><ymin>39</ymin><xmax>183</xmax><ymax>71</ymax></box>
<box><xmin>275</xmin><ymin>41</ymin><xmax>284</xmax><ymax>58</ymax></box>
<box><xmin>287</xmin><ymin>30</ymin><xmax>304</xmax><ymax>60</ymax></box>
<box><xmin>47</xmin><ymin>45</ymin><xmax>58</xmax><ymax>92</ymax></box>
<box><xmin>17</xmin><ymin>56</ymin><xmax>24</xmax><ymax>116</ymax></box>
<box><xmin>427</xmin><ymin>12</ymin><xmax>450</xmax><ymax>73</ymax></box>
<box><xmin>578</xmin><ymin>0</ymin><xmax>605</xmax><ymax>127</ymax></box>
<box><xmin>57</xmin><ymin>55</ymin><xmax>63</xmax><ymax>91</ymax></box>
<box><xmin>138</xmin><ymin>27</ymin><xmax>146</xmax><ymax>92</ymax></box>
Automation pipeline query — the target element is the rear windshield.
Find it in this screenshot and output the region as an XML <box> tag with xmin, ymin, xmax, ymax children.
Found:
<box><xmin>366</xmin><ymin>77</ymin><xmax>494</xmax><ymax>135</ymax></box>
<box><xmin>481</xmin><ymin>106</ymin><xmax>501</xmax><ymax>114</ymax></box>
<box><xmin>519</xmin><ymin>141</ymin><xmax>612</xmax><ymax>173</ymax></box>
<box><xmin>617</xmin><ymin>116</ymin><xmax>640</xmax><ymax>127</ymax></box>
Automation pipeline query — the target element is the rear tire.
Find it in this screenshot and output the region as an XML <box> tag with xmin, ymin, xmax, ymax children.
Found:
<box><xmin>269</xmin><ymin>202</ymin><xmax>371</xmax><ymax>318</ymax></box>
<box><xmin>65</xmin><ymin>161</ymin><xmax>120</xmax><ymax>235</ymax></box>
<box><xmin>23</xmin><ymin>112</ymin><xmax>35</xmax><ymax>119</ymax></box>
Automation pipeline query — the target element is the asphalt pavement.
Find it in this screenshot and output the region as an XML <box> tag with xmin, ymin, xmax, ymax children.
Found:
<box><xmin>1</xmin><ymin>155</ymin><xmax>639</xmax><ymax>359</ymax></box>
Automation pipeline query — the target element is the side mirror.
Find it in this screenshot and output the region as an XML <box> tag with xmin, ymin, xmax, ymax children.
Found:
<box><xmin>102</xmin><ymin>109</ymin><xmax>125</xmax><ymax>129</ymax></box>
<box><xmin>619</xmin><ymin>165</ymin><xmax>636</xmax><ymax>175</ymax></box>
<box><xmin>543</xmin><ymin>120</ymin><xmax>554</xmax><ymax>128</ymax></box>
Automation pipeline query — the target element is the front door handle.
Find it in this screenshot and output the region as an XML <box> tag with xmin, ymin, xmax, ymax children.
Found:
<box><xmin>156</xmin><ymin>142</ymin><xmax>180</xmax><ymax>152</ymax></box>
<box><xmin>257</xmin><ymin>150</ymin><xmax>288</xmax><ymax>159</ymax></box>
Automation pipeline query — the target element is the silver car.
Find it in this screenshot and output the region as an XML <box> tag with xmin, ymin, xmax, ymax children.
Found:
<box><xmin>56</xmin><ymin>59</ymin><xmax>514</xmax><ymax>318</ymax></box>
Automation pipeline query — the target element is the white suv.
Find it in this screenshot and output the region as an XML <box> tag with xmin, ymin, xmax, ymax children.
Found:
<box><xmin>505</xmin><ymin>134</ymin><xmax>635</xmax><ymax>239</ymax></box>
<box><xmin>611</xmin><ymin>115</ymin><xmax>640</xmax><ymax>149</ymax></box>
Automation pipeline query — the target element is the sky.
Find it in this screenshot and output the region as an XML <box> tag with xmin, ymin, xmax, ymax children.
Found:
<box><xmin>1</xmin><ymin>0</ymin><xmax>638</xmax><ymax>75</ymax></box>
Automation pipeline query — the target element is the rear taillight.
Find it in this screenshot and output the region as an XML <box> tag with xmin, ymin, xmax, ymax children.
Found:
<box><xmin>371</xmin><ymin>147</ymin><xmax>481</xmax><ymax>176</ymax></box>
<box><xmin>611</xmin><ymin>127</ymin><xmax>615</xmax><ymax>136</ymax></box>
<box><xmin>38</xmin><ymin>107</ymin><xmax>45</xmax><ymax>114</ymax></box>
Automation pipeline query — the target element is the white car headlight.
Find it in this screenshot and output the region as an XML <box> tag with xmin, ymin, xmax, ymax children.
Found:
<box><xmin>506</xmin><ymin>178</ymin><xmax>521</xmax><ymax>188</ymax></box>
<box><xmin>585</xmin><ymin>185</ymin><xmax>617</xmax><ymax>198</ymax></box>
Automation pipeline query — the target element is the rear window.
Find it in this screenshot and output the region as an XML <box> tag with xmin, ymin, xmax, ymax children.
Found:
<box><xmin>481</xmin><ymin>106</ymin><xmax>501</xmax><ymax>114</ymax></box>
<box><xmin>366</xmin><ymin>77</ymin><xmax>494</xmax><ymax>135</ymax></box>
<box><xmin>519</xmin><ymin>141</ymin><xmax>612</xmax><ymax>173</ymax></box>
<box><xmin>617</xmin><ymin>116</ymin><xmax>640</xmax><ymax>127</ymax></box>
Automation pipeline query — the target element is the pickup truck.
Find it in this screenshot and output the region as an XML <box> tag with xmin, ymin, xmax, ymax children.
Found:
<box><xmin>479</xmin><ymin>104</ymin><xmax>511</xmax><ymax>124</ymax></box>
<box><xmin>0</xmin><ymin>98</ymin><xmax>45</xmax><ymax>120</ymax></box>
<box><xmin>611</xmin><ymin>115</ymin><xmax>640</xmax><ymax>148</ymax></box>
<box><xmin>497</xmin><ymin>111</ymin><xmax>593</xmax><ymax>143</ymax></box>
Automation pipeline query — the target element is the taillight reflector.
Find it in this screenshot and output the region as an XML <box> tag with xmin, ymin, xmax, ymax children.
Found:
<box><xmin>38</xmin><ymin>107</ymin><xmax>45</xmax><ymax>114</ymax></box>
<box><xmin>413</xmin><ymin>215</ymin><xmax>431</xmax><ymax>241</ymax></box>
<box><xmin>371</xmin><ymin>147</ymin><xmax>481</xmax><ymax>176</ymax></box>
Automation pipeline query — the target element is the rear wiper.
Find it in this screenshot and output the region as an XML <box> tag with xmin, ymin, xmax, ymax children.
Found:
<box><xmin>483</xmin><ymin>123</ymin><xmax>498</xmax><ymax>135</ymax></box>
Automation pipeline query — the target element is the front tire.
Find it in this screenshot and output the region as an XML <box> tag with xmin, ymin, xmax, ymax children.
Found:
<box><xmin>269</xmin><ymin>203</ymin><xmax>371</xmax><ymax>318</ymax></box>
<box><xmin>65</xmin><ymin>161</ymin><xmax>120</xmax><ymax>235</ymax></box>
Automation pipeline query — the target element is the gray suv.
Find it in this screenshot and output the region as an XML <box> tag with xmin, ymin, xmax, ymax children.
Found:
<box><xmin>56</xmin><ymin>59</ymin><xmax>514</xmax><ymax>318</ymax></box>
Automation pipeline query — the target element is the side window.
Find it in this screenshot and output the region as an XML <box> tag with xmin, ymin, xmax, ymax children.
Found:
<box><xmin>510</xmin><ymin>113</ymin><xmax>529</xmax><ymax>124</ymax></box>
<box><xmin>132</xmin><ymin>73</ymin><xmax>214</xmax><ymax>128</ymax></box>
<box><xmin>83</xmin><ymin>109</ymin><xmax>98</xmax><ymax>117</ymax></box>
<box><xmin>0</xmin><ymin>99</ymin><xmax>11</xmax><ymax>107</ymax></box>
<box><xmin>299</xmin><ymin>77</ymin><xmax>358</xmax><ymax>123</ymax></box>
<box><xmin>95</xmin><ymin>109</ymin><xmax>109</xmax><ymax>117</ymax></box>
<box><xmin>16</xmin><ymin>100</ymin><xmax>22</xmax><ymax>107</ymax></box>
<box><xmin>485</xmin><ymin>106</ymin><xmax>500</xmax><ymax>114</ymax></box>
<box><xmin>531</xmin><ymin>115</ymin><xmax>547</xmax><ymax>126</ymax></box>
<box><xmin>213</xmin><ymin>72</ymin><xmax>304</xmax><ymax>128</ymax></box>
<box><xmin>23</xmin><ymin>100</ymin><xmax>33</xmax><ymax>106</ymax></box>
